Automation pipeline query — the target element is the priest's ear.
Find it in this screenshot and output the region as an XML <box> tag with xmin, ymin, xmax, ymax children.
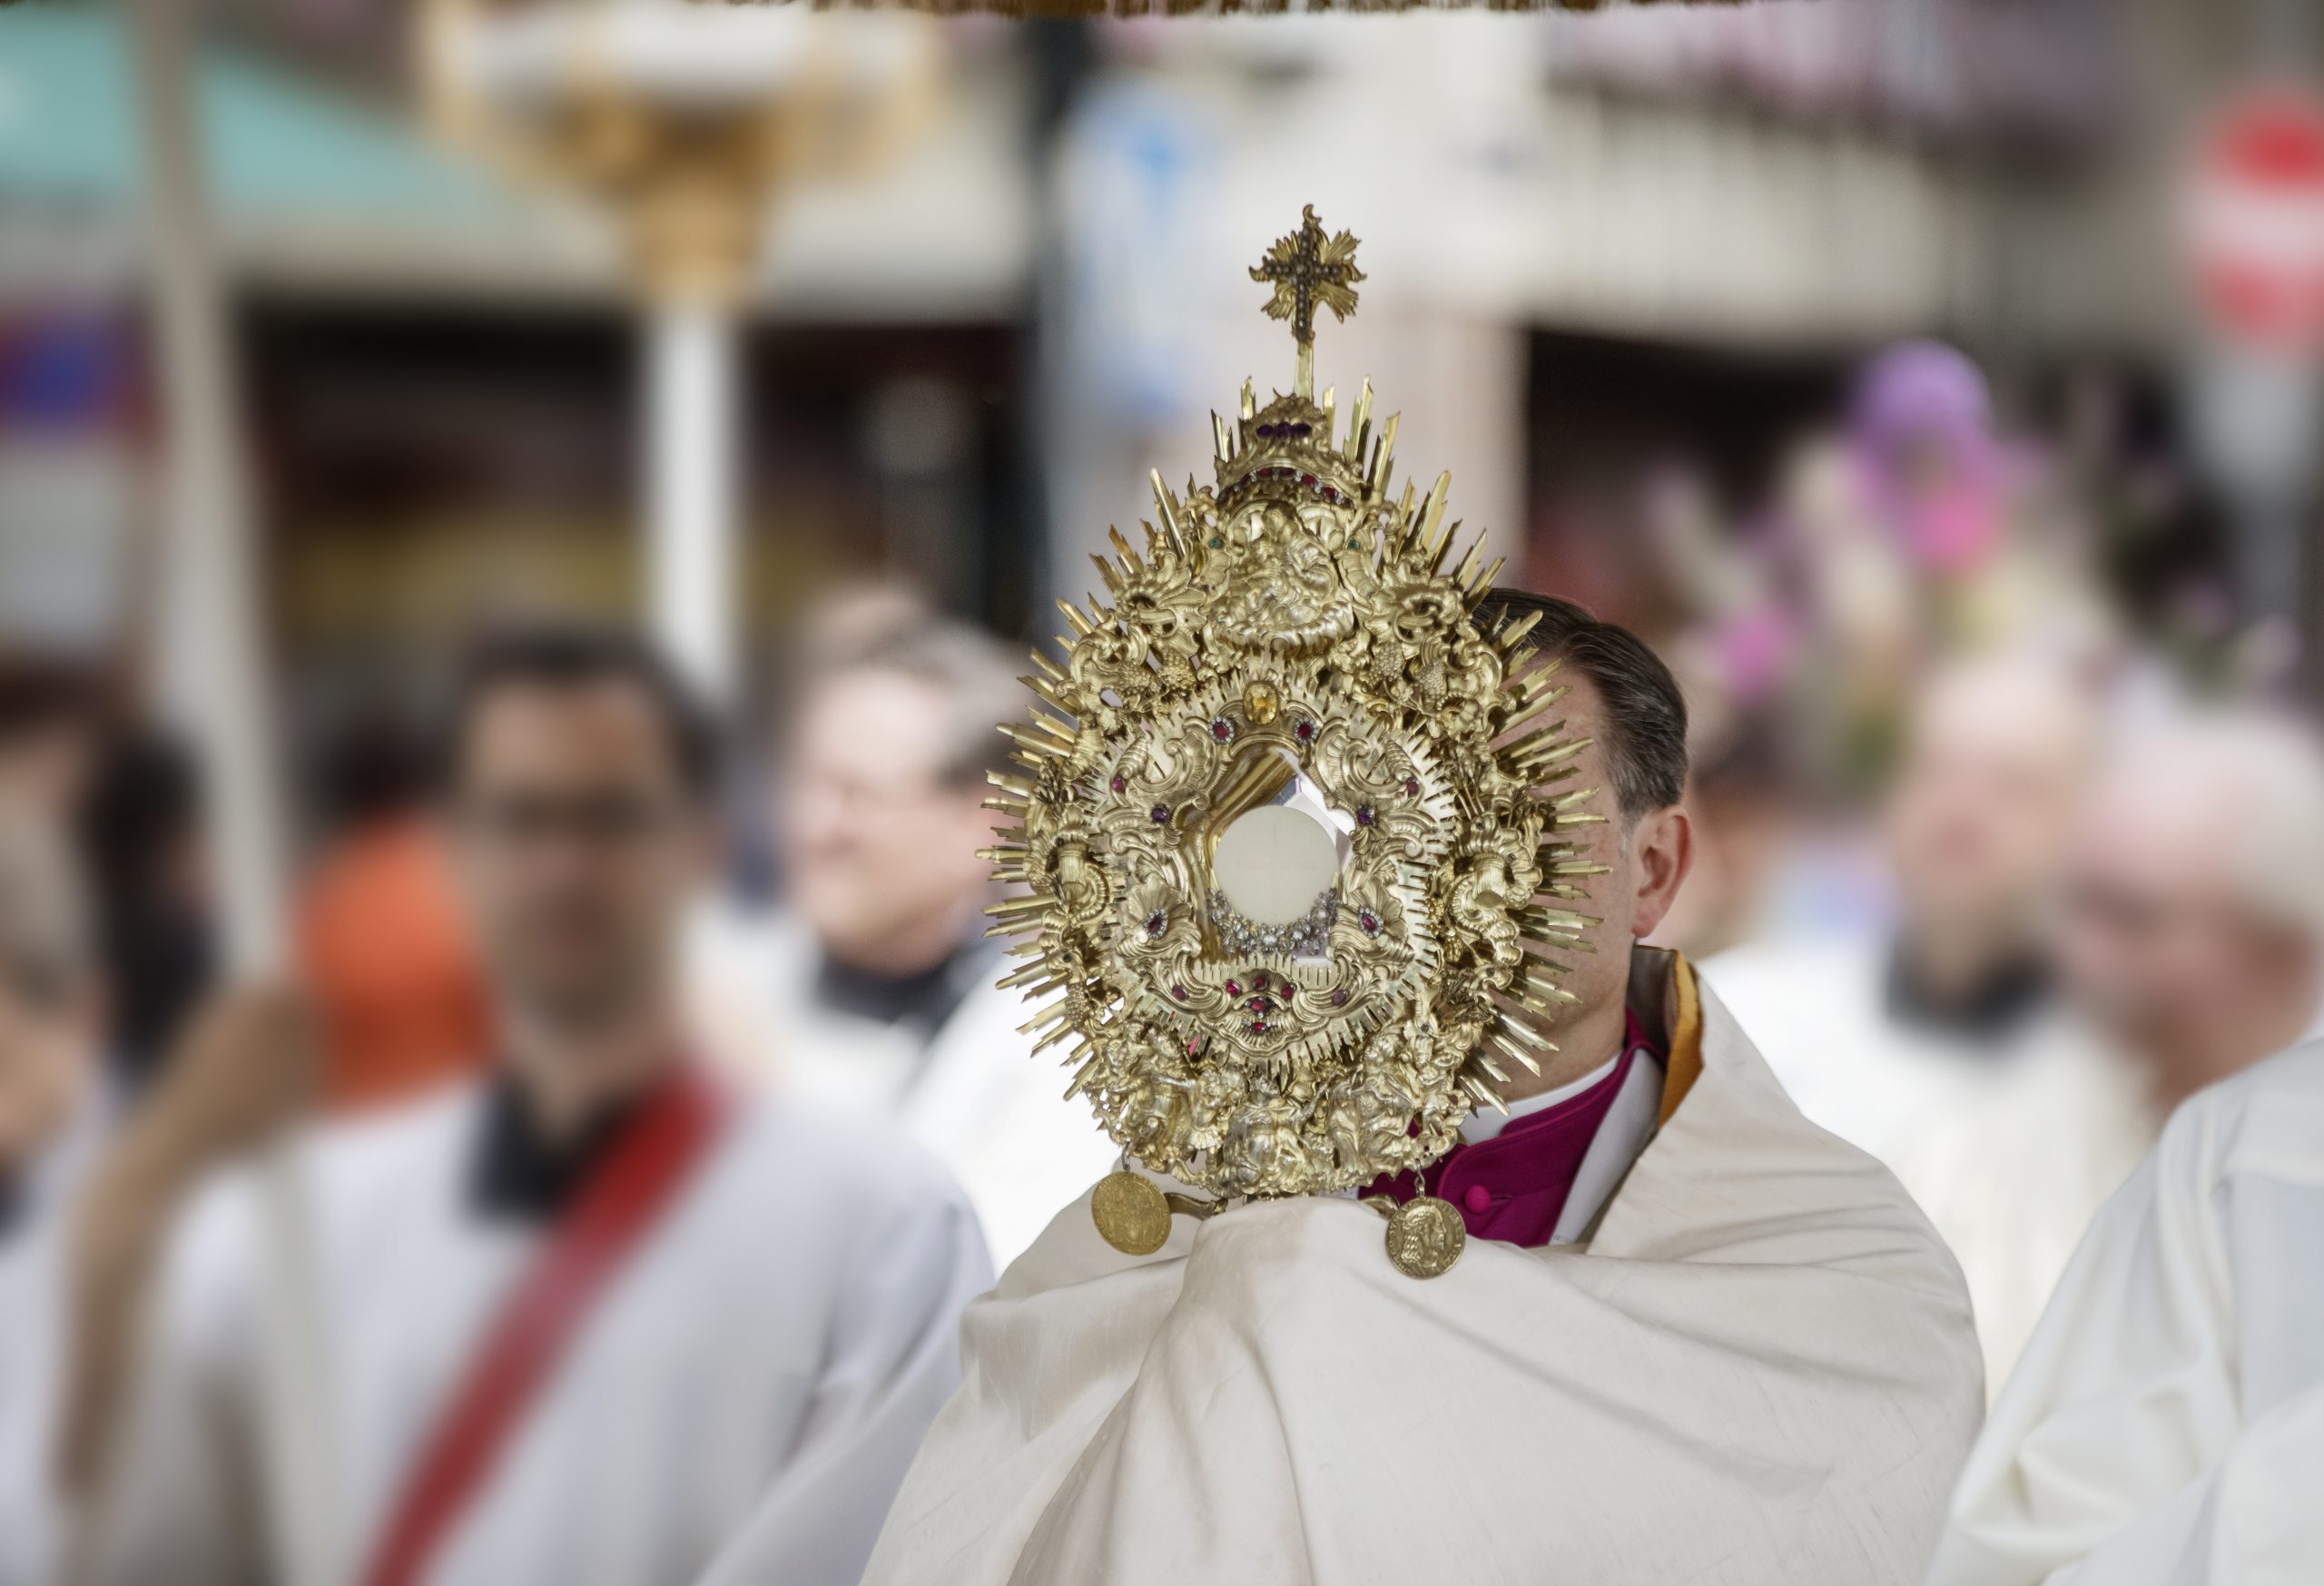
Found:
<box><xmin>1625</xmin><ymin>803</ymin><xmax>1694</xmax><ymax>941</ymax></box>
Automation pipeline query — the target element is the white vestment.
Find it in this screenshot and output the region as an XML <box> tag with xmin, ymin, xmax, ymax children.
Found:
<box><xmin>0</xmin><ymin>1095</ymin><xmax>104</xmax><ymax>1586</ymax></box>
<box><xmin>1704</xmin><ymin>937</ymin><xmax>2158</xmax><ymax>1394</ymax></box>
<box><xmin>692</xmin><ymin>910</ymin><xmax>1119</xmax><ymax>1267</ymax></box>
<box><xmin>1927</xmin><ymin>1040</ymin><xmax>2324</xmax><ymax>1586</ymax></box>
<box><xmin>704</xmin><ymin>951</ymin><xmax>1984</xmax><ymax>1586</ymax></box>
<box><xmin>90</xmin><ymin>1079</ymin><xmax>991</xmax><ymax>1586</ymax></box>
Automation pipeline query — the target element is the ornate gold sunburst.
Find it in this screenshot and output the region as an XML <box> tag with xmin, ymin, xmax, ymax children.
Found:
<box><xmin>983</xmin><ymin>207</ymin><xmax>1604</xmax><ymax>1266</ymax></box>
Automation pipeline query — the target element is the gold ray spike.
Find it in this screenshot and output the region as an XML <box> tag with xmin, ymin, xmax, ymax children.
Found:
<box><xmin>980</xmin><ymin>795</ymin><xmax>1029</xmax><ymax>818</ymax></box>
<box><xmin>1452</xmin><ymin>534</ymin><xmax>1487</xmax><ymax>589</ymax></box>
<box><xmin>1371</xmin><ymin>412</ymin><xmax>1401</xmax><ymax>494</ymax></box>
<box><xmin>984</xmin><ymin>895</ymin><xmax>1049</xmax><ymax>921</ymax></box>
<box><xmin>1516</xmin><ymin>904</ymin><xmax>1600</xmax><ymax>936</ymax></box>
<box><xmin>1240</xmin><ymin>378</ymin><xmax>1256</xmax><ymax>420</ymax></box>
<box><xmin>999</xmin><ymin>724</ymin><xmax>1067</xmax><ymax>757</ymax></box>
<box><xmin>1516</xmin><ymin>961</ymin><xmax>1573</xmax><ymax>998</ymax></box>
<box><xmin>1462</xmin><ymin>1075</ymin><xmax>1508</xmax><ymax>1114</ymax></box>
<box><xmin>1321</xmin><ymin>384</ymin><xmax>1335</xmax><ymax>448</ymax></box>
<box><xmin>1501</xmin><ymin>681</ymin><xmax>1570</xmax><ymax>738</ymax></box>
<box><xmin>1495</xmin><ymin>607</ymin><xmax>1544</xmax><ymax>652</ymax></box>
<box><xmin>986</xmin><ymin>771</ymin><xmax>1038</xmax><ymax>801</ymax></box>
<box><xmin>1064</xmin><ymin>1053</ymin><xmax>1103</xmax><ymax>1101</ymax></box>
<box><xmin>1469</xmin><ymin>1049</ymin><xmax>1511</xmax><ymax>1085</ymax></box>
<box><xmin>1346</xmin><ymin>377</ymin><xmax>1374</xmax><ymax>461</ymax></box>
<box><xmin>1426</xmin><ymin>517</ymin><xmax>1462</xmax><ymax>574</ymax></box>
<box><xmin>1467</xmin><ymin>557</ymin><xmax>1506</xmax><ymax>600</ymax></box>
<box><xmin>1486</xmin><ymin>1030</ymin><xmax>1543</xmax><ymax>1078</ymax></box>
<box><xmin>1549</xmin><ymin>860</ymin><xmax>1613</xmax><ymax>879</ymax></box>
<box><xmin>1108</xmin><ymin>526</ymin><xmax>1144</xmax><ymax>571</ymax></box>
<box><xmin>975</xmin><ymin>843</ymin><xmax>1027</xmax><ymax>862</ymax></box>
<box><xmin>1552</xmin><ymin>808</ymin><xmax>1610</xmax><ymax>829</ymax></box>
<box><xmin>1001</xmin><ymin>937</ymin><xmax>1045</xmax><ymax>960</ymax></box>
<box><xmin>1017</xmin><ymin>998</ymin><xmax>1073</xmax><ymax>1035</ymax></box>
<box><xmin>1498</xmin><ymin>723</ymin><xmax>1569</xmax><ymax>762</ymax></box>
<box><xmin>1029</xmin><ymin>647</ymin><xmax>1065</xmax><ymax>681</ymax></box>
<box><xmin>1091</xmin><ymin>553</ymin><xmax>1127</xmax><ymax>596</ymax></box>
<box><xmin>1022</xmin><ymin>675</ymin><xmax>1074</xmax><ymax>714</ymax></box>
<box><xmin>1056</xmin><ymin>598</ymin><xmax>1097</xmax><ymax>638</ymax></box>
<box><xmin>1022</xmin><ymin>712</ymin><xmax>1077</xmax><ymax>744</ymax></box>
<box><xmin>1030</xmin><ymin>1021</ymin><xmax>1082</xmax><ymax>1058</ymax></box>
<box><xmin>1213</xmin><ymin>410</ymin><xmax>1233</xmax><ymax>462</ymax></box>
<box><xmin>1494</xmin><ymin>1009</ymin><xmax>1556</xmax><ymax>1049</ymax></box>
<box><xmin>997</xmin><ymin>958</ymin><xmax>1062</xmax><ymax>990</ymax></box>
<box><xmin>1413</xmin><ymin>468</ymin><xmax>1449</xmax><ymax>548</ymax></box>
<box><xmin>1150</xmin><ymin>469</ymin><xmax>1184</xmax><ymax>547</ymax></box>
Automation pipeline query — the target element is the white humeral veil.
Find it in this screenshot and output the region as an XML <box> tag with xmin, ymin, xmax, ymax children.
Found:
<box><xmin>717</xmin><ymin>951</ymin><xmax>1986</xmax><ymax>1586</ymax></box>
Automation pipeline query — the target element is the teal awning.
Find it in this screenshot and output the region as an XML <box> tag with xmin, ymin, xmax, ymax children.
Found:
<box><xmin>0</xmin><ymin>3</ymin><xmax>505</xmax><ymax>221</ymax></box>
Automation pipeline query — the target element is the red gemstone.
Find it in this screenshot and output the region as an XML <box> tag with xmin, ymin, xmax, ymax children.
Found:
<box><xmin>1212</xmin><ymin>719</ymin><xmax>1233</xmax><ymax>741</ymax></box>
<box><xmin>1295</xmin><ymin>719</ymin><xmax>1315</xmax><ymax>741</ymax></box>
<box><xmin>1404</xmin><ymin>777</ymin><xmax>1420</xmax><ymax>795</ymax></box>
<box><xmin>1248</xmin><ymin>997</ymin><xmax>1273</xmax><ymax>1014</ymax></box>
<box><xmin>1300</xmin><ymin>474</ymin><xmax>1316</xmax><ymax>487</ymax></box>
<box><xmin>1323</xmin><ymin>487</ymin><xmax>1339</xmax><ymax>502</ymax></box>
<box><xmin>1250</xmin><ymin>1020</ymin><xmax>1270</xmax><ymax>1035</ymax></box>
<box><xmin>1150</xmin><ymin>804</ymin><xmax>1170</xmax><ymax>823</ymax></box>
<box><xmin>1172</xmin><ymin>984</ymin><xmax>1187</xmax><ymax>1000</ymax></box>
<box><xmin>1110</xmin><ymin>774</ymin><xmax>1127</xmax><ymax>793</ymax></box>
<box><xmin>1224</xmin><ymin>980</ymin><xmax>1242</xmax><ymax>997</ymax></box>
<box><xmin>1330</xmin><ymin>988</ymin><xmax>1351</xmax><ymax>1007</ymax></box>
<box><xmin>1358</xmin><ymin>909</ymin><xmax>1382</xmax><ymax>935</ymax></box>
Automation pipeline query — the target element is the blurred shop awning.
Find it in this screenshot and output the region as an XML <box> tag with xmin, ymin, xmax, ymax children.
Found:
<box><xmin>0</xmin><ymin>5</ymin><xmax>1033</xmax><ymax>318</ymax></box>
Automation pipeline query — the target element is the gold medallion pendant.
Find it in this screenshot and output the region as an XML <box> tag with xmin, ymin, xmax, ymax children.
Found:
<box><xmin>989</xmin><ymin>206</ymin><xmax>1602</xmax><ymax>1277</ymax></box>
<box><xmin>1384</xmin><ymin>1195</ymin><xmax>1468</xmax><ymax>1279</ymax></box>
<box><xmin>1090</xmin><ymin>1170</ymin><xmax>1174</xmax><ymax>1256</ymax></box>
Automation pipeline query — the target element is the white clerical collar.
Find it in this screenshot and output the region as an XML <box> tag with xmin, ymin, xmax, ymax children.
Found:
<box><xmin>1459</xmin><ymin>1048</ymin><xmax>1625</xmax><ymax>1145</ymax></box>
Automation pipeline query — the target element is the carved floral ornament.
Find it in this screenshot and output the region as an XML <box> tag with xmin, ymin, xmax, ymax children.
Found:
<box><xmin>983</xmin><ymin>208</ymin><xmax>1607</xmax><ymax>1275</ymax></box>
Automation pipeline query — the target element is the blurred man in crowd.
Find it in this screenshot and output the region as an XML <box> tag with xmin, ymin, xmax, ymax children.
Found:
<box><xmin>1930</xmin><ymin>1038</ymin><xmax>2324</xmax><ymax>1586</ymax></box>
<box><xmin>1706</xmin><ymin>651</ymin><xmax>2153</xmax><ymax>1393</ymax></box>
<box><xmin>2058</xmin><ymin>709</ymin><xmax>2324</xmax><ymax>1110</ymax></box>
<box><xmin>299</xmin><ymin>714</ymin><xmax>489</xmax><ymax>1112</ymax></box>
<box><xmin>0</xmin><ymin>799</ymin><xmax>106</xmax><ymax>1586</ymax></box>
<box><xmin>698</xmin><ymin>607</ymin><xmax>1116</xmax><ymax>1268</ymax></box>
<box><xmin>91</xmin><ymin>627</ymin><xmax>987</xmax><ymax>1586</ymax></box>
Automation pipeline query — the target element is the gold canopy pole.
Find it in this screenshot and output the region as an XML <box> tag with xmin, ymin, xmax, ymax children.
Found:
<box><xmin>419</xmin><ymin>0</ymin><xmax>936</xmax><ymax>702</ymax></box>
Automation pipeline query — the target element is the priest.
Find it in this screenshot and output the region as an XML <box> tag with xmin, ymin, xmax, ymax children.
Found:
<box><xmin>87</xmin><ymin>627</ymin><xmax>990</xmax><ymax>1586</ymax></box>
<box><xmin>1927</xmin><ymin>1038</ymin><xmax>2324</xmax><ymax>1586</ymax></box>
<box><xmin>704</xmin><ymin>206</ymin><xmax>1982</xmax><ymax>1586</ymax></box>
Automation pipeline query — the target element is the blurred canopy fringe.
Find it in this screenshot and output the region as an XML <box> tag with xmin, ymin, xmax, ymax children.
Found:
<box><xmin>758</xmin><ymin>0</ymin><xmax>1744</xmax><ymax>13</ymax></box>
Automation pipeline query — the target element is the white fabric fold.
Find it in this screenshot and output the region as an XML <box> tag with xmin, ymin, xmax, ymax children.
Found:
<box><xmin>709</xmin><ymin>970</ymin><xmax>1984</xmax><ymax>1586</ymax></box>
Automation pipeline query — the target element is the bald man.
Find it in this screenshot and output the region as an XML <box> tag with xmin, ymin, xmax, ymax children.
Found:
<box><xmin>1706</xmin><ymin>654</ymin><xmax>2152</xmax><ymax>1394</ymax></box>
<box><xmin>2058</xmin><ymin>709</ymin><xmax>2324</xmax><ymax>1111</ymax></box>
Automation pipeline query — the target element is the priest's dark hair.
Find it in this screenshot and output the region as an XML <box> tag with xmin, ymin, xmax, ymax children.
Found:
<box><xmin>437</xmin><ymin>623</ymin><xmax>720</xmax><ymax>802</ymax></box>
<box><xmin>1477</xmin><ymin>588</ymin><xmax>1688</xmax><ymax>822</ymax></box>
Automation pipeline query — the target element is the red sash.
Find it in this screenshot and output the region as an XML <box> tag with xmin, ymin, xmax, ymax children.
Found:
<box><xmin>359</xmin><ymin>1068</ymin><xmax>729</xmax><ymax>1586</ymax></box>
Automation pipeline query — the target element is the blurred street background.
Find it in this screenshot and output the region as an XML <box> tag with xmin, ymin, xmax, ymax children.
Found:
<box><xmin>9</xmin><ymin>0</ymin><xmax>2324</xmax><ymax>1503</ymax></box>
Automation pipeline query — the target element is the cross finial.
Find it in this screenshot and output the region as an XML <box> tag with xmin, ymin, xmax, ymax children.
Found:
<box><xmin>1250</xmin><ymin>204</ymin><xmax>1364</xmax><ymax>399</ymax></box>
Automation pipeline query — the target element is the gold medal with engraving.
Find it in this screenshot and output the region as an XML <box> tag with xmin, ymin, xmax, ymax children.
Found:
<box><xmin>1384</xmin><ymin>1194</ymin><xmax>1467</xmax><ymax>1279</ymax></box>
<box><xmin>1091</xmin><ymin>1170</ymin><xmax>1174</xmax><ymax>1256</ymax></box>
